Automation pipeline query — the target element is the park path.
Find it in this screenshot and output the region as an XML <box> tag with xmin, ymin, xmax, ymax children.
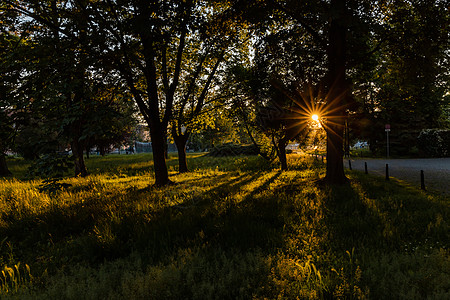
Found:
<box><xmin>345</xmin><ymin>158</ymin><xmax>450</xmax><ymax>196</ymax></box>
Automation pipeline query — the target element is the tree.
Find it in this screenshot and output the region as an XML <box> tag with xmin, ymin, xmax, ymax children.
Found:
<box><xmin>170</xmin><ymin>43</ymin><xmax>225</xmax><ymax>172</ymax></box>
<box><xmin>356</xmin><ymin>0</ymin><xmax>449</xmax><ymax>155</ymax></box>
<box><xmin>5</xmin><ymin>1</ymin><xmax>239</xmax><ymax>184</ymax></box>
<box><xmin>83</xmin><ymin>94</ymin><xmax>137</xmax><ymax>158</ymax></box>
<box><xmin>226</xmin><ymin>64</ymin><xmax>301</xmax><ymax>170</ymax></box>
<box><xmin>250</xmin><ymin>0</ymin><xmax>377</xmax><ymax>183</ymax></box>
<box><xmin>321</xmin><ymin>0</ymin><xmax>351</xmax><ymax>183</ymax></box>
<box><xmin>0</xmin><ymin>29</ymin><xmax>29</xmax><ymax>176</ymax></box>
<box><xmin>6</xmin><ymin>0</ymin><xmax>95</xmax><ymax>176</ymax></box>
<box><xmin>0</xmin><ymin>32</ymin><xmax>15</xmax><ymax>176</ymax></box>
<box><xmin>85</xmin><ymin>0</ymin><xmax>242</xmax><ymax>184</ymax></box>
<box><xmin>3</xmin><ymin>1</ymin><xmax>141</xmax><ymax>177</ymax></box>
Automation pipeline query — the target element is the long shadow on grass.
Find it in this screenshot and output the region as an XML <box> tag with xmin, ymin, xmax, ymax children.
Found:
<box><xmin>0</xmin><ymin>195</ymin><xmax>109</xmax><ymax>273</ymax></box>
<box><xmin>305</xmin><ymin>173</ymin><xmax>450</xmax><ymax>298</ymax></box>
<box><xmin>0</xmin><ymin>170</ymin><xmax>288</xmax><ymax>275</ymax></box>
<box><xmin>319</xmin><ymin>173</ymin><xmax>449</xmax><ymax>253</ymax></box>
<box><xmin>86</xmin><ymin>153</ymin><xmax>180</xmax><ymax>176</ymax></box>
<box><xmin>131</xmin><ymin>171</ymin><xmax>286</xmax><ymax>263</ymax></box>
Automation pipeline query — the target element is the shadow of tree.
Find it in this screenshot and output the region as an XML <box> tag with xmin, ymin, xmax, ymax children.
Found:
<box><xmin>319</xmin><ymin>174</ymin><xmax>449</xmax><ymax>252</ymax></box>
<box><xmin>2</xmin><ymin>161</ymin><xmax>448</xmax><ymax>298</ymax></box>
<box><xmin>0</xmin><ymin>170</ymin><xmax>287</xmax><ymax>276</ymax></box>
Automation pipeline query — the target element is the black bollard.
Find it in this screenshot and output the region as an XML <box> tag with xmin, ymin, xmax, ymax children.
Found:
<box><xmin>385</xmin><ymin>164</ymin><xmax>389</xmax><ymax>181</ymax></box>
<box><xmin>364</xmin><ymin>162</ymin><xmax>368</xmax><ymax>174</ymax></box>
<box><xmin>421</xmin><ymin>170</ymin><xmax>426</xmax><ymax>190</ymax></box>
<box><xmin>349</xmin><ymin>160</ymin><xmax>352</xmax><ymax>170</ymax></box>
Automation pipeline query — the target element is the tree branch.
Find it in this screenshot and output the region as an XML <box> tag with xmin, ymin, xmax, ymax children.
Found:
<box><xmin>192</xmin><ymin>53</ymin><xmax>224</xmax><ymax>117</ymax></box>
<box><xmin>267</xmin><ymin>0</ymin><xmax>327</xmax><ymax>49</ymax></box>
<box><xmin>163</xmin><ymin>25</ymin><xmax>188</xmax><ymax>126</ymax></box>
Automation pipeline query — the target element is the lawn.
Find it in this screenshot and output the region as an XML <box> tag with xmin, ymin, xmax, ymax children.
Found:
<box><xmin>1</xmin><ymin>153</ymin><xmax>449</xmax><ymax>299</ymax></box>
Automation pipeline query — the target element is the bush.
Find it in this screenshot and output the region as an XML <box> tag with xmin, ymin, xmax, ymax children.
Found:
<box><xmin>207</xmin><ymin>143</ymin><xmax>259</xmax><ymax>157</ymax></box>
<box><xmin>27</xmin><ymin>153</ymin><xmax>74</xmax><ymax>178</ymax></box>
<box><xmin>417</xmin><ymin>129</ymin><xmax>450</xmax><ymax>157</ymax></box>
<box><xmin>27</xmin><ymin>153</ymin><xmax>74</xmax><ymax>193</ymax></box>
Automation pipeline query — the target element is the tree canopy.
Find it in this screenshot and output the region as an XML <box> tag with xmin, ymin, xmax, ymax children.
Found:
<box><xmin>1</xmin><ymin>0</ymin><xmax>448</xmax><ymax>181</ymax></box>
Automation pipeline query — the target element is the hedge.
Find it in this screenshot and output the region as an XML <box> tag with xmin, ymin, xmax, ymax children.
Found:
<box><xmin>417</xmin><ymin>129</ymin><xmax>450</xmax><ymax>157</ymax></box>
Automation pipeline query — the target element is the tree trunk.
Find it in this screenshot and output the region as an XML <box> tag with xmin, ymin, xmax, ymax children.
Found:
<box><xmin>173</xmin><ymin>130</ymin><xmax>189</xmax><ymax>173</ymax></box>
<box><xmin>0</xmin><ymin>154</ymin><xmax>12</xmax><ymax>176</ymax></box>
<box><xmin>324</xmin><ymin>0</ymin><xmax>349</xmax><ymax>184</ymax></box>
<box><xmin>325</xmin><ymin>121</ymin><xmax>346</xmax><ymax>183</ymax></box>
<box><xmin>277</xmin><ymin>137</ymin><xmax>288</xmax><ymax>171</ymax></box>
<box><xmin>71</xmin><ymin>139</ymin><xmax>88</xmax><ymax>177</ymax></box>
<box><xmin>149</xmin><ymin>123</ymin><xmax>171</xmax><ymax>186</ymax></box>
<box><xmin>163</xmin><ymin>131</ymin><xmax>169</xmax><ymax>159</ymax></box>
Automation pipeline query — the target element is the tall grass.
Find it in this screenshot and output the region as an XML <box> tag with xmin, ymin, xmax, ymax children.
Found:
<box><xmin>1</xmin><ymin>153</ymin><xmax>449</xmax><ymax>299</ymax></box>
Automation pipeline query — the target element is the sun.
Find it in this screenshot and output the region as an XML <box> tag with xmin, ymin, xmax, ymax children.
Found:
<box><xmin>311</xmin><ymin>114</ymin><xmax>319</xmax><ymax>122</ymax></box>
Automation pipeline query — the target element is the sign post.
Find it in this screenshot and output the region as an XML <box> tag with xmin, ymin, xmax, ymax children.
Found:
<box><xmin>385</xmin><ymin>124</ymin><xmax>391</xmax><ymax>158</ymax></box>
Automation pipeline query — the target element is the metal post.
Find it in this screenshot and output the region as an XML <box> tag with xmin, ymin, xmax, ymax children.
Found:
<box><xmin>385</xmin><ymin>164</ymin><xmax>389</xmax><ymax>181</ymax></box>
<box><xmin>386</xmin><ymin>131</ymin><xmax>389</xmax><ymax>159</ymax></box>
<box><xmin>421</xmin><ymin>170</ymin><xmax>425</xmax><ymax>190</ymax></box>
<box><xmin>364</xmin><ymin>162</ymin><xmax>368</xmax><ymax>174</ymax></box>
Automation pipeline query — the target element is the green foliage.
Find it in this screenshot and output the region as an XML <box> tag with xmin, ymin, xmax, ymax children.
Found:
<box><xmin>27</xmin><ymin>154</ymin><xmax>74</xmax><ymax>179</ymax></box>
<box><xmin>417</xmin><ymin>129</ymin><xmax>450</xmax><ymax>157</ymax></box>
<box><xmin>207</xmin><ymin>143</ymin><xmax>259</xmax><ymax>157</ymax></box>
<box><xmin>356</xmin><ymin>0</ymin><xmax>450</xmax><ymax>151</ymax></box>
<box><xmin>14</xmin><ymin>120</ymin><xmax>60</xmax><ymax>160</ymax></box>
<box><xmin>27</xmin><ymin>153</ymin><xmax>74</xmax><ymax>193</ymax></box>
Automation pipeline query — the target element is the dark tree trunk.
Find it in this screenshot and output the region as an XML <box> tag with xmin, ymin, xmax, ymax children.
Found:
<box><xmin>277</xmin><ymin>137</ymin><xmax>288</xmax><ymax>171</ymax></box>
<box><xmin>149</xmin><ymin>123</ymin><xmax>171</xmax><ymax>186</ymax></box>
<box><xmin>344</xmin><ymin>120</ymin><xmax>350</xmax><ymax>158</ymax></box>
<box><xmin>173</xmin><ymin>130</ymin><xmax>189</xmax><ymax>173</ymax></box>
<box><xmin>325</xmin><ymin>121</ymin><xmax>346</xmax><ymax>183</ymax></box>
<box><xmin>324</xmin><ymin>0</ymin><xmax>349</xmax><ymax>184</ymax></box>
<box><xmin>0</xmin><ymin>154</ymin><xmax>12</xmax><ymax>176</ymax></box>
<box><xmin>71</xmin><ymin>139</ymin><xmax>88</xmax><ymax>177</ymax></box>
<box><xmin>163</xmin><ymin>131</ymin><xmax>169</xmax><ymax>159</ymax></box>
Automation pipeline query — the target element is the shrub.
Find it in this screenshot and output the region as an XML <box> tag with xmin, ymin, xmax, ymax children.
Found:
<box><xmin>27</xmin><ymin>153</ymin><xmax>74</xmax><ymax>193</ymax></box>
<box><xmin>417</xmin><ymin>129</ymin><xmax>450</xmax><ymax>157</ymax></box>
<box><xmin>207</xmin><ymin>143</ymin><xmax>259</xmax><ymax>157</ymax></box>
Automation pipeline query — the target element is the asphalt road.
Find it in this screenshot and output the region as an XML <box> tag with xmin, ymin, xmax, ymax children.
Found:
<box><xmin>345</xmin><ymin>158</ymin><xmax>450</xmax><ymax>196</ymax></box>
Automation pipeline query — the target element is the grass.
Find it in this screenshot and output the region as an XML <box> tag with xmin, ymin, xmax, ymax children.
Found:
<box><xmin>0</xmin><ymin>153</ymin><xmax>449</xmax><ymax>299</ymax></box>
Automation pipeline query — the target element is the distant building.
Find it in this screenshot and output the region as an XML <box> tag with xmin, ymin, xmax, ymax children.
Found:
<box><xmin>352</xmin><ymin>141</ymin><xmax>368</xmax><ymax>149</ymax></box>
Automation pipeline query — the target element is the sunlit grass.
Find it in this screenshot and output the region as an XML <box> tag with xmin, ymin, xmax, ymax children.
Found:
<box><xmin>1</xmin><ymin>153</ymin><xmax>449</xmax><ymax>299</ymax></box>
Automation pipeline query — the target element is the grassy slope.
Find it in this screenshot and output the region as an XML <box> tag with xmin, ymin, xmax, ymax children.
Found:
<box><xmin>0</xmin><ymin>153</ymin><xmax>449</xmax><ymax>299</ymax></box>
